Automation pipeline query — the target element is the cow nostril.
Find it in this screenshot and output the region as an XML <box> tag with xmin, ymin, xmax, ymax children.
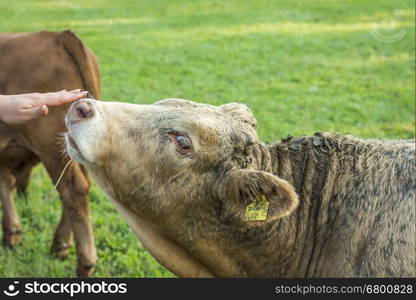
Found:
<box><xmin>75</xmin><ymin>101</ymin><xmax>94</xmax><ymax>119</ymax></box>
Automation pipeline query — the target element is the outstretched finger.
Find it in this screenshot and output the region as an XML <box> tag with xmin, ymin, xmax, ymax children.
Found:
<box><xmin>35</xmin><ymin>90</ymin><xmax>88</xmax><ymax>107</ymax></box>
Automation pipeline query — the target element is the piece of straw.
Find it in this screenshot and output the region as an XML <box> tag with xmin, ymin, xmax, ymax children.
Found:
<box><xmin>52</xmin><ymin>159</ymin><xmax>73</xmax><ymax>191</ymax></box>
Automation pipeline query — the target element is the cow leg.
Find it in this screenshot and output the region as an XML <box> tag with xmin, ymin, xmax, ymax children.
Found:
<box><xmin>42</xmin><ymin>159</ymin><xmax>97</xmax><ymax>277</ymax></box>
<box><xmin>51</xmin><ymin>207</ymin><xmax>73</xmax><ymax>259</ymax></box>
<box><xmin>15</xmin><ymin>161</ymin><xmax>34</xmax><ymax>198</ymax></box>
<box><xmin>0</xmin><ymin>168</ymin><xmax>21</xmax><ymax>248</ymax></box>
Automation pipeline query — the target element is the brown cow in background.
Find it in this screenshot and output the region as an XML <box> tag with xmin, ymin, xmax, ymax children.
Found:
<box><xmin>0</xmin><ymin>30</ymin><xmax>100</xmax><ymax>276</ymax></box>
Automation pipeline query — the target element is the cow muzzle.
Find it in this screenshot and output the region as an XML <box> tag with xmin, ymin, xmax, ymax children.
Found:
<box><xmin>65</xmin><ymin>98</ymin><xmax>103</xmax><ymax>165</ymax></box>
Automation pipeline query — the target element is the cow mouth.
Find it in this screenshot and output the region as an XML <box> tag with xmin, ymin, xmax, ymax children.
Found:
<box><xmin>67</xmin><ymin>134</ymin><xmax>80</xmax><ymax>153</ymax></box>
<box><xmin>65</xmin><ymin>133</ymin><xmax>89</xmax><ymax>164</ymax></box>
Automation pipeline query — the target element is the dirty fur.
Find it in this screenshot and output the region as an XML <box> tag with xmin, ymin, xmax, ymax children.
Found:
<box><xmin>65</xmin><ymin>98</ymin><xmax>415</xmax><ymax>277</ymax></box>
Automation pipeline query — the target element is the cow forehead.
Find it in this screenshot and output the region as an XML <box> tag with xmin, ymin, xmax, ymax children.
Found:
<box><xmin>98</xmin><ymin>99</ymin><xmax>251</xmax><ymax>153</ymax></box>
<box><xmin>128</xmin><ymin>101</ymin><xmax>232</xmax><ymax>132</ymax></box>
<box><xmin>155</xmin><ymin>98</ymin><xmax>216</xmax><ymax>110</ymax></box>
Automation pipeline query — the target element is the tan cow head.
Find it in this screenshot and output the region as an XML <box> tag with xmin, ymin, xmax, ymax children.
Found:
<box><xmin>65</xmin><ymin>98</ymin><xmax>298</xmax><ymax>277</ymax></box>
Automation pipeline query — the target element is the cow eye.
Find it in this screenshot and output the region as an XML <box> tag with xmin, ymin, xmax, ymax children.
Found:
<box><xmin>176</xmin><ymin>135</ymin><xmax>191</xmax><ymax>150</ymax></box>
<box><xmin>168</xmin><ymin>133</ymin><xmax>193</xmax><ymax>155</ymax></box>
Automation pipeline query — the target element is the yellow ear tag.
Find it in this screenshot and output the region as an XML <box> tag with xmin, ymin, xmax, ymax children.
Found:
<box><xmin>244</xmin><ymin>194</ymin><xmax>269</xmax><ymax>221</ymax></box>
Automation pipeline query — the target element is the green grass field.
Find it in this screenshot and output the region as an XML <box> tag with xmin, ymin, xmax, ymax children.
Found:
<box><xmin>0</xmin><ymin>0</ymin><xmax>414</xmax><ymax>277</ymax></box>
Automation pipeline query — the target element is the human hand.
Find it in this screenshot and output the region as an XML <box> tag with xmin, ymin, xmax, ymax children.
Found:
<box><xmin>0</xmin><ymin>89</ymin><xmax>88</xmax><ymax>125</ymax></box>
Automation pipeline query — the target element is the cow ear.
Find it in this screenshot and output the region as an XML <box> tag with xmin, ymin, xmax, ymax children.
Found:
<box><xmin>220</xmin><ymin>103</ymin><xmax>257</xmax><ymax>130</ymax></box>
<box><xmin>218</xmin><ymin>169</ymin><xmax>298</xmax><ymax>224</ymax></box>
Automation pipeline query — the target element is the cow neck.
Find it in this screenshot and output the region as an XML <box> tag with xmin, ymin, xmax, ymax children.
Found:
<box><xmin>261</xmin><ymin>136</ymin><xmax>335</xmax><ymax>276</ymax></box>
